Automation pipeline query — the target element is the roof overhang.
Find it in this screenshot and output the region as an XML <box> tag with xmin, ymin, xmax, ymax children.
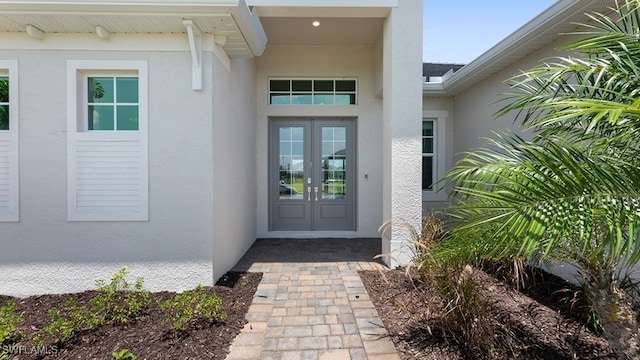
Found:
<box><xmin>248</xmin><ymin>0</ymin><xmax>396</xmax><ymax>18</ymax></box>
<box><xmin>0</xmin><ymin>0</ymin><xmax>267</xmax><ymax>58</ymax></box>
<box><xmin>423</xmin><ymin>0</ymin><xmax>615</xmax><ymax>97</ymax></box>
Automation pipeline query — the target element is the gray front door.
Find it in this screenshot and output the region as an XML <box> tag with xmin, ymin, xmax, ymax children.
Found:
<box><xmin>269</xmin><ymin>118</ymin><xmax>356</xmax><ymax>231</ymax></box>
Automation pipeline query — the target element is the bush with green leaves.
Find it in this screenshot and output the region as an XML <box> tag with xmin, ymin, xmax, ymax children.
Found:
<box><xmin>36</xmin><ymin>266</ymin><xmax>149</xmax><ymax>348</ymax></box>
<box><xmin>0</xmin><ymin>302</ymin><xmax>23</xmax><ymax>359</ymax></box>
<box><xmin>36</xmin><ymin>299</ymin><xmax>101</xmax><ymax>346</ymax></box>
<box><xmin>158</xmin><ymin>285</ymin><xmax>227</xmax><ymax>332</ymax></box>
<box><xmin>90</xmin><ymin>265</ymin><xmax>150</xmax><ymax>324</ymax></box>
<box><xmin>112</xmin><ymin>349</ymin><xmax>136</xmax><ymax>360</ymax></box>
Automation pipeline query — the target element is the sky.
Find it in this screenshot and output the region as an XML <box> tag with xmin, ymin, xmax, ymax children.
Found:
<box><xmin>423</xmin><ymin>0</ymin><xmax>559</xmax><ymax>64</ymax></box>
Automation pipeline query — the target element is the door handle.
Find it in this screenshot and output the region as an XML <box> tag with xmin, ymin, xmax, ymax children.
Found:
<box><xmin>314</xmin><ymin>187</ymin><xmax>319</xmax><ymax>201</ymax></box>
<box><xmin>307</xmin><ymin>187</ymin><xmax>311</xmax><ymax>201</ymax></box>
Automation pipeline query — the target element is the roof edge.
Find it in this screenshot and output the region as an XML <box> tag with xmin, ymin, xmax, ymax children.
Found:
<box><xmin>0</xmin><ymin>0</ymin><xmax>240</xmax><ymax>13</ymax></box>
<box><xmin>232</xmin><ymin>0</ymin><xmax>268</xmax><ymax>56</ymax></box>
<box><xmin>428</xmin><ymin>0</ymin><xmax>605</xmax><ymax>96</ymax></box>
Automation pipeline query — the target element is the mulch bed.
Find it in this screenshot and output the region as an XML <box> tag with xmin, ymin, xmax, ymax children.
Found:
<box><xmin>1</xmin><ymin>271</ymin><xmax>261</xmax><ymax>360</ymax></box>
<box><xmin>360</xmin><ymin>267</ymin><xmax>619</xmax><ymax>360</ymax></box>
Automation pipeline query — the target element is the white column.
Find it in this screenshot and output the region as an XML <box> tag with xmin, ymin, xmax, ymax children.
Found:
<box><xmin>381</xmin><ymin>0</ymin><xmax>423</xmax><ymax>267</ymax></box>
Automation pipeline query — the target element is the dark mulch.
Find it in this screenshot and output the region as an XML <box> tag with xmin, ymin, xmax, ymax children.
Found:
<box><xmin>360</xmin><ymin>267</ymin><xmax>619</xmax><ymax>360</ymax></box>
<box><xmin>1</xmin><ymin>271</ymin><xmax>262</xmax><ymax>360</ymax></box>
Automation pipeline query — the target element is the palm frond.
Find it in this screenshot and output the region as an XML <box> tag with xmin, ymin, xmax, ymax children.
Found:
<box><xmin>442</xmin><ymin>134</ymin><xmax>640</xmax><ymax>266</ymax></box>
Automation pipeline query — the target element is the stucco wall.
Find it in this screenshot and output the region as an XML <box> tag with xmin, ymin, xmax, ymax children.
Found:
<box><xmin>381</xmin><ymin>0</ymin><xmax>424</xmax><ymax>267</ymax></box>
<box><xmin>211</xmin><ymin>57</ymin><xmax>258</xmax><ymax>280</ymax></box>
<box><xmin>452</xmin><ymin>36</ymin><xmax>576</xmax><ymax>158</ymax></box>
<box><xmin>255</xmin><ymin>45</ymin><xmax>384</xmax><ymax>238</ymax></box>
<box><xmin>0</xmin><ymin>34</ymin><xmax>216</xmax><ymax>296</ymax></box>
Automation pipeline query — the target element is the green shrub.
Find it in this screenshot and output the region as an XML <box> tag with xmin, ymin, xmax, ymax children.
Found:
<box><xmin>37</xmin><ymin>266</ymin><xmax>149</xmax><ymax>348</ymax></box>
<box><xmin>158</xmin><ymin>285</ymin><xmax>227</xmax><ymax>331</ymax></box>
<box><xmin>38</xmin><ymin>299</ymin><xmax>102</xmax><ymax>346</ymax></box>
<box><xmin>112</xmin><ymin>348</ymin><xmax>136</xmax><ymax>360</ymax></box>
<box><xmin>0</xmin><ymin>302</ymin><xmax>23</xmax><ymax>359</ymax></box>
<box><xmin>90</xmin><ymin>265</ymin><xmax>150</xmax><ymax>324</ymax></box>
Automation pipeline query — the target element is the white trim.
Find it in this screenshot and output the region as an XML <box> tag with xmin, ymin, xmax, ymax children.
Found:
<box><xmin>422</xmin><ymin>110</ymin><xmax>448</xmax><ymax>202</ymax></box>
<box><xmin>183</xmin><ymin>19</ymin><xmax>203</xmax><ymax>91</ymax></box>
<box><xmin>67</xmin><ymin>60</ymin><xmax>149</xmax><ymax>221</ymax></box>
<box><xmin>0</xmin><ymin>60</ymin><xmax>19</xmax><ymax>222</ymax></box>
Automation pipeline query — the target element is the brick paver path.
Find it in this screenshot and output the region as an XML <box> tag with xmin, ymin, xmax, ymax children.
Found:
<box><xmin>226</xmin><ymin>238</ymin><xmax>400</xmax><ymax>360</ymax></box>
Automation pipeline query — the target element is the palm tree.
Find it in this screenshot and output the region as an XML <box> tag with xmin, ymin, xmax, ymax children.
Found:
<box><xmin>442</xmin><ymin>1</ymin><xmax>640</xmax><ymax>357</ymax></box>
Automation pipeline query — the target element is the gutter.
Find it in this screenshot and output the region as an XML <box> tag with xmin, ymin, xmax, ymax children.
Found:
<box><xmin>0</xmin><ymin>0</ymin><xmax>240</xmax><ymax>14</ymax></box>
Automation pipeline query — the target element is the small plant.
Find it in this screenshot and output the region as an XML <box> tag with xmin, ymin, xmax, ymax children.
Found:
<box><xmin>90</xmin><ymin>265</ymin><xmax>150</xmax><ymax>324</ymax></box>
<box><xmin>38</xmin><ymin>299</ymin><xmax>102</xmax><ymax>346</ymax></box>
<box><xmin>0</xmin><ymin>302</ymin><xmax>23</xmax><ymax>359</ymax></box>
<box><xmin>158</xmin><ymin>285</ymin><xmax>227</xmax><ymax>331</ymax></box>
<box><xmin>112</xmin><ymin>348</ymin><xmax>136</xmax><ymax>360</ymax></box>
<box><xmin>380</xmin><ymin>214</ymin><xmax>496</xmax><ymax>357</ymax></box>
<box><xmin>37</xmin><ymin>266</ymin><xmax>149</xmax><ymax>348</ymax></box>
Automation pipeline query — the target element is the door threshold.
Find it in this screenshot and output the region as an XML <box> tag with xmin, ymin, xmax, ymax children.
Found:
<box><xmin>262</xmin><ymin>231</ymin><xmax>363</xmax><ymax>239</ymax></box>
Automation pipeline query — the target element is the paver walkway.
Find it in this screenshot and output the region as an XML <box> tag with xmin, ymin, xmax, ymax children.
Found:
<box><xmin>226</xmin><ymin>238</ymin><xmax>400</xmax><ymax>360</ymax></box>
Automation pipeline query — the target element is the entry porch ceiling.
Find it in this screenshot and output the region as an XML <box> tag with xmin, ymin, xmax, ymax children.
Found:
<box><xmin>259</xmin><ymin>17</ymin><xmax>384</xmax><ymax>46</ymax></box>
<box><xmin>251</xmin><ymin>1</ymin><xmax>390</xmax><ymax>46</ymax></box>
<box><xmin>0</xmin><ymin>0</ymin><xmax>266</xmax><ymax>57</ymax></box>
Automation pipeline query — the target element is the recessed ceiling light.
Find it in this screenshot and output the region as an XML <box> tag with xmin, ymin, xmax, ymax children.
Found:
<box><xmin>312</xmin><ymin>20</ymin><xmax>320</xmax><ymax>27</ymax></box>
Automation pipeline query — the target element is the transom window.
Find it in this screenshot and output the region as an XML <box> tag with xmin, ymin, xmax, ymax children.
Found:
<box><xmin>422</xmin><ymin>119</ymin><xmax>435</xmax><ymax>191</ymax></box>
<box><xmin>0</xmin><ymin>75</ymin><xmax>8</xmax><ymax>130</ymax></box>
<box><xmin>87</xmin><ymin>76</ymin><xmax>139</xmax><ymax>130</ymax></box>
<box><xmin>269</xmin><ymin>79</ymin><xmax>357</xmax><ymax>105</ymax></box>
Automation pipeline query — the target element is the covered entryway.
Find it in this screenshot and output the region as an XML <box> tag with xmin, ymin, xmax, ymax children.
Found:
<box><xmin>269</xmin><ymin>118</ymin><xmax>356</xmax><ymax>231</ymax></box>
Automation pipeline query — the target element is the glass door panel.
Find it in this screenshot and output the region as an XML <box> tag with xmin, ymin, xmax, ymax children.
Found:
<box><xmin>320</xmin><ymin>126</ymin><xmax>347</xmax><ymax>200</ymax></box>
<box><xmin>278</xmin><ymin>127</ymin><xmax>305</xmax><ymax>200</ymax></box>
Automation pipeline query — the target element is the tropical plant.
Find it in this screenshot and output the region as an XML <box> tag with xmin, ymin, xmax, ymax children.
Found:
<box><xmin>442</xmin><ymin>1</ymin><xmax>640</xmax><ymax>358</ymax></box>
<box><xmin>380</xmin><ymin>215</ymin><xmax>496</xmax><ymax>357</ymax></box>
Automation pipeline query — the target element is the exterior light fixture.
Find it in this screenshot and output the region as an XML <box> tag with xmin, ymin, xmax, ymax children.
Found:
<box><xmin>26</xmin><ymin>25</ymin><xmax>44</xmax><ymax>39</ymax></box>
<box><xmin>312</xmin><ymin>20</ymin><xmax>320</xmax><ymax>27</ymax></box>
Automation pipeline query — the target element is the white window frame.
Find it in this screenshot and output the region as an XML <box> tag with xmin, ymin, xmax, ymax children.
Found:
<box><xmin>0</xmin><ymin>61</ymin><xmax>19</xmax><ymax>222</ymax></box>
<box><xmin>83</xmin><ymin>73</ymin><xmax>140</xmax><ymax>132</ymax></box>
<box><xmin>67</xmin><ymin>60</ymin><xmax>148</xmax><ymax>221</ymax></box>
<box><xmin>422</xmin><ymin>111</ymin><xmax>448</xmax><ymax>202</ymax></box>
<box><xmin>268</xmin><ymin>78</ymin><xmax>358</xmax><ymax>105</ymax></box>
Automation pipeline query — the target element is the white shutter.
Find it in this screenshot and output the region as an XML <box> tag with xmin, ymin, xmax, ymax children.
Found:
<box><xmin>67</xmin><ymin>60</ymin><xmax>148</xmax><ymax>221</ymax></box>
<box><xmin>0</xmin><ymin>138</ymin><xmax>18</xmax><ymax>221</ymax></box>
<box><xmin>68</xmin><ymin>136</ymin><xmax>148</xmax><ymax>221</ymax></box>
<box><xmin>0</xmin><ymin>61</ymin><xmax>19</xmax><ymax>222</ymax></box>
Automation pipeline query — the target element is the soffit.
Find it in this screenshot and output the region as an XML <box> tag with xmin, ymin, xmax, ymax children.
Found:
<box><xmin>0</xmin><ymin>3</ymin><xmax>262</xmax><ymax>57</ymax></box>
<box><xmin>260</xmin><ymin>17</ymin><xmax>383</xmax><ymax>46</ymax></box>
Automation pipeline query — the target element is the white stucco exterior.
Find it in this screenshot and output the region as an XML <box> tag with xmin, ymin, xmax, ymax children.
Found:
<box><xmin>0</xmin><ymin>35</ymin><xmax>218</xmax><ymax>295</ymax></box>
<box><xmin>0</xmin><ymin>0</ymin><xmax>619</xmax><ymax>296</ymax></box>
<box><xmin>0</xmin><ymin>0</ymin><xmax>425</xmax><ymax>296</ymax></box>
